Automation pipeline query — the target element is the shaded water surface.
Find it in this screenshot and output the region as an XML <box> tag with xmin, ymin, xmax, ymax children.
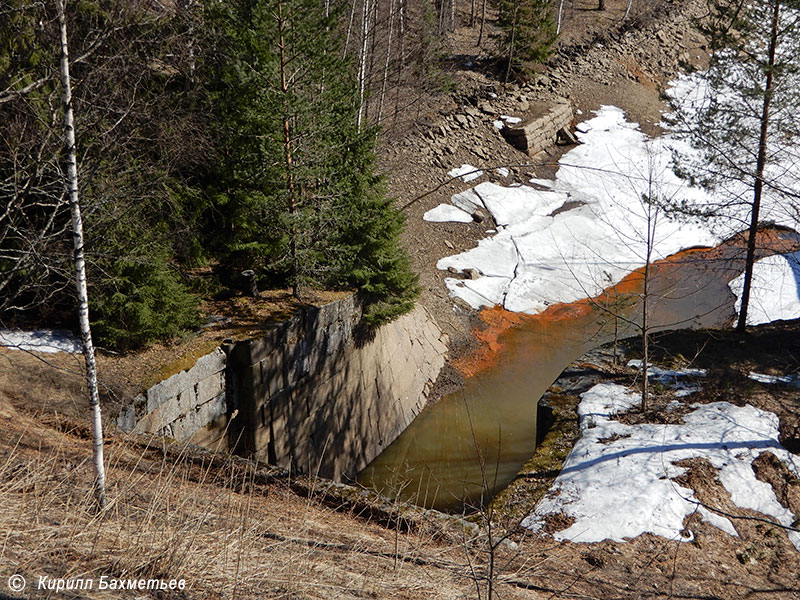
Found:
<box><xmin>358</xmin><ymin>242</ymin><xmax>762</xmax><ymax>511</ymax></box>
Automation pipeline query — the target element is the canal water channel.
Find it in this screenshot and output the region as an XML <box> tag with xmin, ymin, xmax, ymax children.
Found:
<box><xmin>358</xmin><ymin>236</ymin><xmax>788</xmax><ymax>511</ymax></box>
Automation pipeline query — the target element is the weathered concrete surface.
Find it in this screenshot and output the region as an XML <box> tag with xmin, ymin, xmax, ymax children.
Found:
<box><xmin>229</xmin><ymin>296</ymin><xmax>449</xmax><ymax>481</ymax></box>
<box><xmin>116</xmin><ymin>295</ymin><xmax>448</xmax><ymax>482</ymax></box>
<box><xmin>502</xmin><ymin>98</ymin><xmax>573</xmax><ymax>155</ymax></box>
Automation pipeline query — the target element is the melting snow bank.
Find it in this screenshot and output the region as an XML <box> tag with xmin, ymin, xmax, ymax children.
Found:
<box><xmin>436</xmin><ymin>106</ymin><xmax>719</xmax><ymax>313</ymax></box>
<box><xmin>433</xmin><ymin>100</ymin><xmax>800</xmax><ymax>321</ymax></box>
<box><xmin>626</xmin><ymin>359</ymin><xmax>706</xmax><ymax>397</ymax></box>
<box><xmin>749</xmin><ymin>372</ymin><xmax>800</xmax><ymax>388</ymax></box>
<box><xmin>729</xmin><ymin>251</ymin><xmax>800</xmax><ymax>326</ymax></box>
<box><xmin>0</xmin><ymin>329</ymin><xmax>81</xmax><ymax>354</ymax></box>
<box><xmin>448</xmin><ymin>164</ymin><xmax>483</xmax><ymax>183</ymax></box>
<box><xmin>523</xmin><ymin>383</ymin><xmax>800</xmax><ymax>550</ymax></box>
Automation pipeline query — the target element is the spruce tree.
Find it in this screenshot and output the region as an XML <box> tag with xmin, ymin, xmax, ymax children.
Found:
<box><xmin>495</xmin><ymin>0</ymin><xmax>557</xmax><ymax>82</ymax></box>
<box><xmin>200</xmin><ymin>0</ymin><xmax>418</xmax><ymax>321</ymax></box>
<box><xmin>0</xmin><ymin>0</ymin><xmax>201</xmax><ymax>349</ymax></box>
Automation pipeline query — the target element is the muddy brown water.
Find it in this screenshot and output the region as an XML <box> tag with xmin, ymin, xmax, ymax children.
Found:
<box><xmin>358</xmin><ymin>239</ymin><xmax>780</xmax><ymax>511</ymax></box>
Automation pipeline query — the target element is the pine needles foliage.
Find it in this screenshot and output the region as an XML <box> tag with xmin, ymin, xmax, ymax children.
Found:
<box><xmin>495</xmin><ymin>0</ymin><xmax>557</xmax><ymax>82</ymax></box>
<box><xmin>197</xmin><ymin>0</ymin><xmax>418</xmax><ymax>325</ymax></box>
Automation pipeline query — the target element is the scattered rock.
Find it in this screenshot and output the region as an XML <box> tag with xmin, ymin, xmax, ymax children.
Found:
<box><xmin>464</xmin><ymin>268</ymin><xmax>481</xmax><ymax>280</ymax></box>
<box><xmin>464</xmin><ymin>105</ymin><xmax>481</xmax><ymax>118</ymax></box>
<box><xmin>478</xmin><ymin>100</ymin><xmax>497</xmax><ymax>115</ymax></box>
<box><xmin>557</xmin><ymin>127</ymin><xmax>579</xmax><ymax>145</ymax></box>
<box><xmin>472</xmin><ymin>208</ymin><xmax>489</xmax><ymax>223</ymax></box>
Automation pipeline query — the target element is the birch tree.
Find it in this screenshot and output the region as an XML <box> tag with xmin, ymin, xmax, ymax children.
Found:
<box><xmin>56</xmin><ymin>0</ymin><xmax>106</xmax><ymax>509</ymax></box>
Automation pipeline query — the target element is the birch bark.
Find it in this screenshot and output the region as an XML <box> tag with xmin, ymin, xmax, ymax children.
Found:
<box><xmin>56</xmin><ymin>0</ymin><xmax>107</xmax><ymax>509</ymax></box>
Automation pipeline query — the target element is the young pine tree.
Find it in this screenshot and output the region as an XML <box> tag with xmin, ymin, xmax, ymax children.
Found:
<box><xmin>669</xmin><ymin>0</ymin><xmax>800</xmax><ymax>330</ymax></box>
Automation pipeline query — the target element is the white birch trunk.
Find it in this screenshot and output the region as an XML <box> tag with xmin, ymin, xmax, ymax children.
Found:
<box><xmin>357</xmin><ymin>0</ymin><xmax>370</xmax><ymax>129</ymax></box>
<box><xmin>56</xmin><ymin>0</ymin><xmax>107</xmax><ymax>509</ymax></box>
<box><xmin>344</xmin><ymin>0</ymin><xmax>357</xmax><ymax>58</ymax></box>
<box><xmin>623</xmin><ymin>0</ymin><xmax>633</xmax><ymax>20</ymax></box>
<box><xmin>377</xmin><ymin>0</ymin><xmax>395</xmax><ymax>124</ymax></box>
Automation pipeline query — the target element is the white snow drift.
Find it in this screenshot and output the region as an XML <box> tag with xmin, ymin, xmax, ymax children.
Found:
<box><xmin>523</xmin><ymin>383</ymin><xmax>800</xmax><ymax>550</ymax></box>
<box><xmin>437</xmin><ymin>106</ymin><xmax>718</xmax><ymax>314</ymax></box>
<box><xmin>729</xmin><ymin>251</ymin><xmax>800</xmax><ymax>326</ymax></box>
<box><xmin>430</xmin><ymin>77</ymin><xmax>800</xmax><ymax>324</ymax></box>
<box><xmin>0</xmin><ymin>329</ymin><xmax>81</xmax><ymax>354</ymax></box>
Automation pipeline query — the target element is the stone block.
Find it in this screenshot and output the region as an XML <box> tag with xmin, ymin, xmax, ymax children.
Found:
<box><xmin>238</xmin><ymin>363</ymin><xmax>262</xmax><ymax>391</ymax></box>
<box><xmin>190</xmin><ymin>348</ymin><xmax>226</xmax><ymax>380</ymax></box>
<box><xmin>196</xmin><ymin>392</ymin><xmax>227</xmax><ymax>425</ymax></box>
<box><xmin>134</xmin><ymin>394</ymin><xmax>186</xmax><ymax>434</ymax></box>
<box><xmin>252</xmin><ymin>422</ymin><xmax>272</xmax><ymax>455</ymax></box>
<box><xmin>197</xmin><ymin>372</ymin><xmax>225</xmax><ymax>403</ymax></box>
<box><xmin>145</xmin><ymin>370</ymin><xmax>188</xmax><ymax>413</ymax></box>
<box><xmin>116</xmin><ymin>401</ymin><xmax>137</xmax><ymax>432</ymax></box>
<box><xmin>232</xmin><ymin>325</ymin><xmax>285</xmax><ymax>365</ymax></box>
<box><xmin>187</xmin><ymin>415</ymin><xmax>228</xmax><ymax>450</ymax></box>
<box><xmin>169</xmin><ymin>410</ymin><xmax>198</xmax><ymax>441</ymax></box>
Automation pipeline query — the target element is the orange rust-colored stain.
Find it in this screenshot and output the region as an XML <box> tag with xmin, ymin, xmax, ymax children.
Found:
<box><xmin>451</xmin><ymin>229</ymin><xmax>800</xmax><ymax>380</ymax></box>
<box><xmin>453</xmin><ymin>307</ymin><xmax>532</xmax><ymax>378</ymax></box>
<box><xmin>452</xmin><ymin>246</ymin><xmax>717</xmax><ymax>379</ymax></box>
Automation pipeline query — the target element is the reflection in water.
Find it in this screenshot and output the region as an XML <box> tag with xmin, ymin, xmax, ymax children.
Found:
<box><xmin>359</xmin><ymin>245</ymin><xmax>745</xmax><ymax>511</ymax></box>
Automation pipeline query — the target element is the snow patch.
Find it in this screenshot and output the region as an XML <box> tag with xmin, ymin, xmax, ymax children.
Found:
<box><xmin>524</xmin><ymin>383</ymin><xmax>800</xmax><ymax>549</ymax></box>
<box><xmin>423</xmin><ymin>204</ymin><xmax>474</xmax><ymax>223</ymax></box>
<box><xmin>729</xmin><ymin>252</ymin><xmax>800</xmax><ymax>326</ymax></box>
<box><xmin>749</xmin><ymin>371</ymin><xmax>800</xmax><ymax>388</ymax></box>
<box><xmin>493</xmin><ymin>115</ymin><xmax>522</xmax><ymax>130</ymax></box>
<box><xmin>627</xmin><ymin>359</ymin><xmax>707</xmax><ymax>392</ymax></box>
<box><xmin>449</xmin><ymin>164</ymin><xmax>483</xmax><ymax>183</ymax></box>
<box><xmin>432</xmin><ymin>105</ymin><xmax>719</xmax><ymax>313</ymax></box>
<box><xmin>0</xmin><ymin>329</ymin><xmax>81</xmax><ymax>354</ymax></box>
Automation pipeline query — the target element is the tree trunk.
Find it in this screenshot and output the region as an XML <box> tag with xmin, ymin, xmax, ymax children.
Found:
<box><xmin>344</xmin><ymin>0</ymin><xmax>357</xmax><ymax>58</ymax></box>
<box><xmin>623</xmin><ymin>0</ymin><xmax>633</xmax><ymax>20</ymax></box>
<box><xmin>640</xmin><ymin>174</ymin><xmax>660</xmax><ymax>413</ymax></box>
<box><xmin>357</xmin><ymin>0</ymin><xmax>370</xmax><ymax>129</ymax></box>
<box><xmin>56</xmin><ymin>0</ymin><xmax>106</xmax><ymax>510</ymax></box>
<box><xmin>598</xmin><ymin>0</ymin><xmax>605</xmax><ymax>9</ymax></box>
<box><xmin>377</xmin><ymin>0</ymin><xmax>395</xmax><ymax>124</ymax></box>
<box><xmin>477</xmin><ymin>0</ymin><xmax>487</xmax><ymax>46</ymax></box>
<box><xmin>641</xmin><ymin>259</ymin><xmax>650</xmax><ymax>413</ymax></box>
<box><xmin>504</xmin><ymin>5</ymin><xmax>518</xmax><ymax>83</ymax></box>
<box><xmin>557</xmin><ymin>0</ymin><xmax>565</xmax><ymax>35</ymax></box>
<box><xmin>736</xmin><ymin>0</ymin><xmax>779</xmax><ymax>332</ymax></box>
<box><xmin>277</xmin><ymin>2</ymin><xmax>299</xmax><ymax>298</ymax></box>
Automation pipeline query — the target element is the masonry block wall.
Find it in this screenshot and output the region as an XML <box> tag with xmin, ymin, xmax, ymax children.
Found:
<box><xmin>503</xmin><ymin>98</ymin><xmax>573</xmax><ymax>156</ymax></box>
<box><xmin>228</xmin><ymin>296</ymin><xmax>449</xmax><ymax>481</ymax></box>
<box><xmin>116</xmin><ymin>295</ymin><xmax>448</xmax><ymax>482</ymax></box>
<box><xmin>116</xmin><ymin>348</ymin><xmax>229</xmax><ymax>450</ymax></box>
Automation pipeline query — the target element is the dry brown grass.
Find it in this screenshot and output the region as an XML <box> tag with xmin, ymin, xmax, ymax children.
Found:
<box><xmin>0</xmin><ymin>394</ymin><xmax>550</xmax><ymax>600</ymax></box>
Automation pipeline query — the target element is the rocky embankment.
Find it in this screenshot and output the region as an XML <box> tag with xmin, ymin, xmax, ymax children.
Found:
<box><xmin>383</xmin><ymin>0</ymin><xmax>709</xmax><ymax>390</ymax></box>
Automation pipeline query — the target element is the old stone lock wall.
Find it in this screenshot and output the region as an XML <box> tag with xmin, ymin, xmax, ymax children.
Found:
<box><xmin>117</xmin><ymin>295</ymin><xmax>448</xmax><ymax>481</ymax></box>
<box><xmin>502</xmin><ymin>98</ymin><xmax>573</xmax><ymax>156</ymax></box>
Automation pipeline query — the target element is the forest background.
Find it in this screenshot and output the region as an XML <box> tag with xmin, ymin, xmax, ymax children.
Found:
<box><xmin>3</xmin><ymin>0</ymin><xmax>541</xmax><ymax>350</ymax></box>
